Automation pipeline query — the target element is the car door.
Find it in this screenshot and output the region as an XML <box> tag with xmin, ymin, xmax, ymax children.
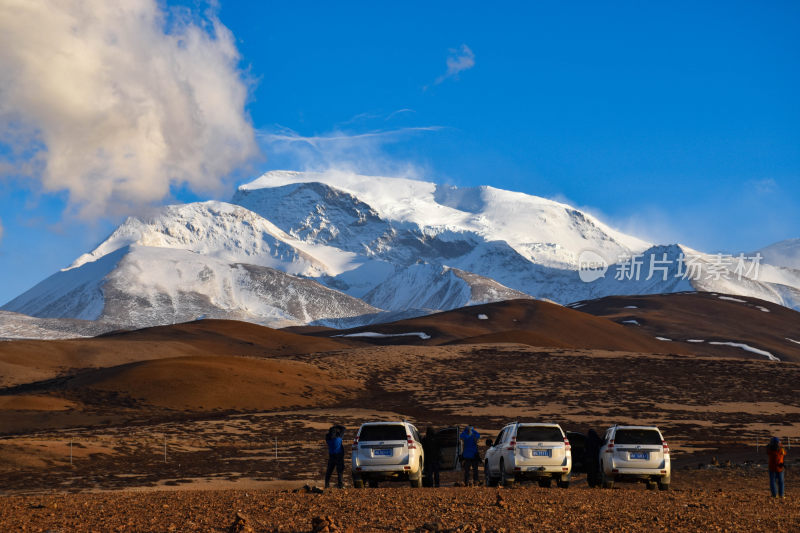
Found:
<box><xmin>487</xmin><ymin>428</ymin><xmax>507</xmax><ymax>475</ymax></box>
<box><xmin>435</xmin><ymin>426</ymin><xmax>461</xmax><ymax>471</ymax></box>
<box><xmin>600</xmin><ymin>428</ymin><xmax>613</xmax><ymax>468</ymax></box>
<box><xmin>410</xmin><ymin>425</ymin><xmax>424</xmax><ymax>467</ymax></box>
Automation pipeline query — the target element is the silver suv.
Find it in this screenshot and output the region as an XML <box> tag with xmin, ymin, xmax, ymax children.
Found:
<box><xmin>484</xmin><ymin>422</ymin><xmax>572</xmax><ymax>487</ymax></box>
<box><xmin>598</xmin><ymin>425</ymin><xmax>671</xmax><ymax>490</ymax></box>
<box><xmin>351</xmin><ymin>421</ymin><xmax>424</xmax><ymax>488</ymax></box>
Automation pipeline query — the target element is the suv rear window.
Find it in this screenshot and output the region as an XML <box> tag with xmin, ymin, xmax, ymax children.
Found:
<box><xmin>359</xmin><ymin>425</ymin><xmax>407</xmax><ymax>441</ymax></box>
<box><xmin>614</xmin><ymin>429</ymin><xmax>662</xmax><ymax>445</ymax></box>
<box><xmin>516</xmin><ymin>426</ymin><xmax>563</xmax><ymax>442</ymax></box>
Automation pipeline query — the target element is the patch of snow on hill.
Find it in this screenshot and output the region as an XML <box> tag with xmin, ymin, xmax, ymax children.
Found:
<box><xmin>708</xmin><ymin>341</ymin><xmax>779</xmax><ymax>361</ymax></box>
<box><xmin>335</xmin><ymin>331</ymin><xmax>431</xmax><ymax>340</ymax></box>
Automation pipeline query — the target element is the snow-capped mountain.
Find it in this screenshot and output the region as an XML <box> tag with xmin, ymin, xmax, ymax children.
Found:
<box><xmin>233</xmin><ymin>171</ymin><xmax>650</xmax><ymax>270</ymax></box>
<box><xmin>3</xmin><ymin>169</ymin><xmax>799</xmax><ymax>331</ymax></box>
<box><xmin>756</xmin><ymin>239</ymin><xmax>800</xmax><ymax>270</ymax></box>
<box><xmin>3</xmin><ymin>202</ymin><xmax>380</xmax><ymax>328</ymax></box>
<box><xmin>232</xmin><ymin>171</ymin><xmax>800</xmax><ymax>309</ymax></box>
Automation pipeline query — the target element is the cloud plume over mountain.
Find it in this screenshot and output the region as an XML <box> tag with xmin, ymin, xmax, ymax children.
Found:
<box><xmin>0</xmin><ymin>0</ymin><xmax>257</xmax><ymax>218</ymax></box>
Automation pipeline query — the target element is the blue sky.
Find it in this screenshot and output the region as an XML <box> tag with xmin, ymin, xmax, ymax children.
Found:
<box><xmin>0</xmin><ymin>0</ymin><xmax>798</xmax><ymax>304</ymax></box>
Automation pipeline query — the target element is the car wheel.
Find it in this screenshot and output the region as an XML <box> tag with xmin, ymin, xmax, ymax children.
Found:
<box><xmin>600</xmin><ymin>468</ymin><xmax>614</xmax><ymax>490</ymax></box>
<box><xmin>647</xmin><ymin>481</ymin><xmax>657</xmax><ymax>491</ymax></box>
<box><xmin>485</xmin><ymin>462</ymin><xmax>498</xmax><ymax>487</ymax></box>
<box><xmin>500</xmin><ymin>460</ymin><xmax>514</xmax><ymax>487</ymax></box>
<box><xmin>352</xmin><ymin>477</ymin><xmax>364</xmax><ymax>489</ymax></box>
<box><xmin>658</xmin><ymin>480</ymin><xmax>670</xmax><ymax>491</ymax></box>
<box><xmin>557</xmin><ymin>480</ymin><xmax>569</xmax><ymax>489</ymax></box>
<box><xmin>410</xmin><ymin>459</ymin><xmax>423</xmax><ymax>488</ymax></box>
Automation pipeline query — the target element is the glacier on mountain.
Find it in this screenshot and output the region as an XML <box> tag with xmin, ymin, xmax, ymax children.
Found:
<box><xmin>3</xmin><ymin>169</ymin><xmax>799</xmax><ymax>332</ymax></box>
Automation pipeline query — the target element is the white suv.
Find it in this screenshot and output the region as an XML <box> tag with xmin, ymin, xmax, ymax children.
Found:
<box><xmin>484</xmin><ymin>422</ymin><xmax>572</xmax><ymax>487</ymax></box>
<box><xmin>598</xmin><ymin>425</ymin><xmax>671</xmax><ymax>490</ymax></box>
<box><xmin>351</xmin><ymin>421</ymin><xmax>424</xmax><ymax>488</ymax></box>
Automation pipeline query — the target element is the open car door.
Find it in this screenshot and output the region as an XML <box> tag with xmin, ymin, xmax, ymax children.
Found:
<box><xmin>436</xmin><ymin>426</ymin><xmax>461</xmax><ymax>471</ymax></box>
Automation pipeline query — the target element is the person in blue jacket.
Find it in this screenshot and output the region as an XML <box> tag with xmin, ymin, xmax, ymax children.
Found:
<box><xmin>324</xmin><ymin>424</ymin><xmax>346</xmax><ymax>489</ymax></box>
<box><xmin>460</xmin><ymin>425</ymin><xmax>481</xmax><ymax>486</ymax></box>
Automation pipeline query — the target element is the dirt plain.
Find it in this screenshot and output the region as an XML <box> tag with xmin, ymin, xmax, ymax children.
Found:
<box><xmin>1</xmin><ymin>296</ymin><xmax>799</xmax><ymax>531</ymax></box>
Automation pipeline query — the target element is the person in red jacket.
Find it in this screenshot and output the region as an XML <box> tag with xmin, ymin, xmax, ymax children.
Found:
<box><xmin>767</xmin><ymin>436</ymin><xmax>786</xmax><ymax>498</ymax></box>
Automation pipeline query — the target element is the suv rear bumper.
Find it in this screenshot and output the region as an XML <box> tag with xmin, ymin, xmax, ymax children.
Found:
<box><xmin>606</xmin><ymin>466</ymin><xmax>670</xmax><ymax>482</ymax></box>
<box><xmin>352</xmin><ymin>464</ymin><xmax>419</xmax><ymax>481</ymax></box>
<box><xmin>511</xmin><ymin>464</ymin><xmax>571</xmax><ymax>480</ymax></box>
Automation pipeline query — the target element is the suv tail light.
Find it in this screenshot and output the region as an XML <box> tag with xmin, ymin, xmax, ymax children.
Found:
<box><xmin>564</xmin><ymin>437</ymin><xmax>571</xmax><ymax>451</ymax></box>
<box><xmin>407</xmin><ymin>435</ymin><xmax>417</xmax><ymax>449</ymax></box>
<box><xmin>352</xmin><ymin>436</ymin><xmax>359</xmax><ymax>450</ymax></box>
<box><xmin>605</xmin><ymin>440</ymin><xmax>615</xmax><ymax>453</ymax></box>
<box><xmin>662</xmin><ymin>441</ymin><xmax>670</xmax><ymax>455</ymax></box>
<box><xmin>506</xmin><ymin>439</ymin><xmax>516</xmax><ymax>451</ymax></box>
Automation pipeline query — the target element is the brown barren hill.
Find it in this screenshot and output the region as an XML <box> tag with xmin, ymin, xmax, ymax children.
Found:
<box><xmin>309</xmin><ymin>299</ymin><xmax>694</xmax><ymax>354</ymax></box>
<box><xmin>574</xmin><ymin>292</ymin><xmax>800</xmax><ymax>362</ymax></box>
<box><xmin>0</xmin><ymin>319</ymin><xmax>349</xmax><ymax>387</ymax></box>
<box><xmin>64</xmin><ymin>355</ymin><xmax>361</xmax><ymax>411</ymax></box>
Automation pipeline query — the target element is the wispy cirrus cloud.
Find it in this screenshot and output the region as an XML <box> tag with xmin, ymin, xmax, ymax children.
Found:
<box><xmin>749</xmin><ymin>178</ymin><xmax>778</xmax><ymax>195</ymax></box>
<box><xmin>258</xmin><ymin>125</ymin><xmax>442</xmax><ymax>178</ymax></box>
<box><xmin>261</xmin><ymin>126</ymin><xmax>442</xmax><ymax>147</ymax></box>
<box><xmin>0</xmin><ymin>0</ymin><xmax>257</xmax><ymax>219</ymax></box>
<box><xmin>434</xmin><ymin>44</ymin><xmax>475</xmax><ymax>85</ymax></box>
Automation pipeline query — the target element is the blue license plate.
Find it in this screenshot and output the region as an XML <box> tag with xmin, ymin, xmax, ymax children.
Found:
<box><xmin>374</xmin><ymin>448</ymin><xmax>392</xmax><ymax>456</ymax></box>
<box><xmin>532</xmin><ymin>450</ymin><xmax>551</xmax><ymax>457</ymax></box>
<box><xmin>630</xmin><ymin>452</ymin><xmax>649</xmax><ymax>460</ymax></box>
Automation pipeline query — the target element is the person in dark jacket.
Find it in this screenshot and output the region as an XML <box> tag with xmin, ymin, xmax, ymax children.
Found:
<box><xmin>767</xmin><ymin>436</ymin><xmax>786</xmax><ymax>498</ymax></box>
<box><xmin>584</xmin><ymin>429</ymin><xmax>603</xmax><ymax>488</ymax></box>
<box><xmin>324</xmin><ymin>424</ymin><xmax>346</xmax><ymax>489</ymax></box>
<box><xmin>459</xmin><ymin>425</ymin><xmax>481</xmax><ymax>486</ymax></box>
<box><xmin>422</xmin><ymin>426</ymin><xmax>441</xmax><ymax>487</ymax></box>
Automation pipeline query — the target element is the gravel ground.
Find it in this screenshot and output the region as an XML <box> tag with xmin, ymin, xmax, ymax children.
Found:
<box><xmin>0</xmin><ymin>469</ymin><xmax>796</xmax><ymax>532</ymax></box>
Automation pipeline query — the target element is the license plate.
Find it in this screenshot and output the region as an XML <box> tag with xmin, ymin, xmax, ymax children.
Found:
<box><xmin>374</xmin><ymin>448</ymin><xmax>392</xmax><ymax>456</ymax></box>
<box><xmin>532</xmin><ymin>450</ymin><xmax>551</xmax><ymax>457</ymax></box>
<box><xmin>630</xmin><ymin>452</ymin><xmax>649</xmax><ymax>460</ymax></box>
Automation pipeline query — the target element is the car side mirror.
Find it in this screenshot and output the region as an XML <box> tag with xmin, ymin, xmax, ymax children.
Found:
<box><xmin>485</xmin><ymin>439</ymin><xmax>493</xmax><ymax>447</ymax></box>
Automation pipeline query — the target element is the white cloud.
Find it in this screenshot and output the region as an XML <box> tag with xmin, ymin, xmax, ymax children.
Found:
<box><xmin>259</xmin><ymin>126</ymin><xmax>441</xmax><ymax>179</ymax></box>
<box><xmin>434</xmin><ymin>44</ymin><xmax>475</xmax><ymax>85</ymax></box>
<box><xmin>0</xmin><ymin>0</ymin><xmax>257</xmax><ymax>218</ymax></box>
<box><xmin>749</xmin><ymin>178</ymin><xmax>778</xmax><ymax>195</ymax></box>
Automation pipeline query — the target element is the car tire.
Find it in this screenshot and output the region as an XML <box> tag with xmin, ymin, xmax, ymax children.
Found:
<box><xmin>600</xmin><ymin>468</ymin><xmax>614</xmax><ymax>490</ymax></box>
<box><xmin>485</xmin><ymin>462</ymin><xmax>498</xmax><ymax>487</ymax></box>
<box><xmin>353</xmin><ymin>478</ymin><xmax>364</xmax><ymax>489</ymax></box>
<box><xmin>500</xmin><ymin>460</ymin><xmax>514</xmax><ymax>488</ymax></box>
<box><xmin>410</xmin><ymin>459</ymin><xmax>423</xmax><ymax>488</ymax></box>
<box><xmin>647</xmin><ymin>481</ymin><xmax>657</xmax><ymax>491</ymax></box>
<box><xmin>557</xmin><ymin>479</ymin><xmax>569</xmax><ymax>489</ymax></box>
<box><xmin>658</xmin><ymin>481</ymin><xmax>670</xmax><ymax>491</ymax></box>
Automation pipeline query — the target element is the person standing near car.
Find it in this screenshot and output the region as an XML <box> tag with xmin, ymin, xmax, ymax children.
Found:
<box><xmin>585</xmin><ymin>429</ymin><xmax>603</xmax><ymax>488</ymax></box>
<box><xmin>460</xmin><ymin>425</ymin><xmax>481</xmax><ymax>486</ymax></box>
<box><xmin>324</xmin><ymin>424</ymin><xmax>346</xmax><ymax>489</ymax></box>
<box><xmin>422</xmin><ymin>426</ymin><xmax>441</xmax><ymax>487</ymax></box>
<box><xmin>767</xmin><ymin>436</ymin><xmax>786</xmax><ymax>499</ymax></box>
